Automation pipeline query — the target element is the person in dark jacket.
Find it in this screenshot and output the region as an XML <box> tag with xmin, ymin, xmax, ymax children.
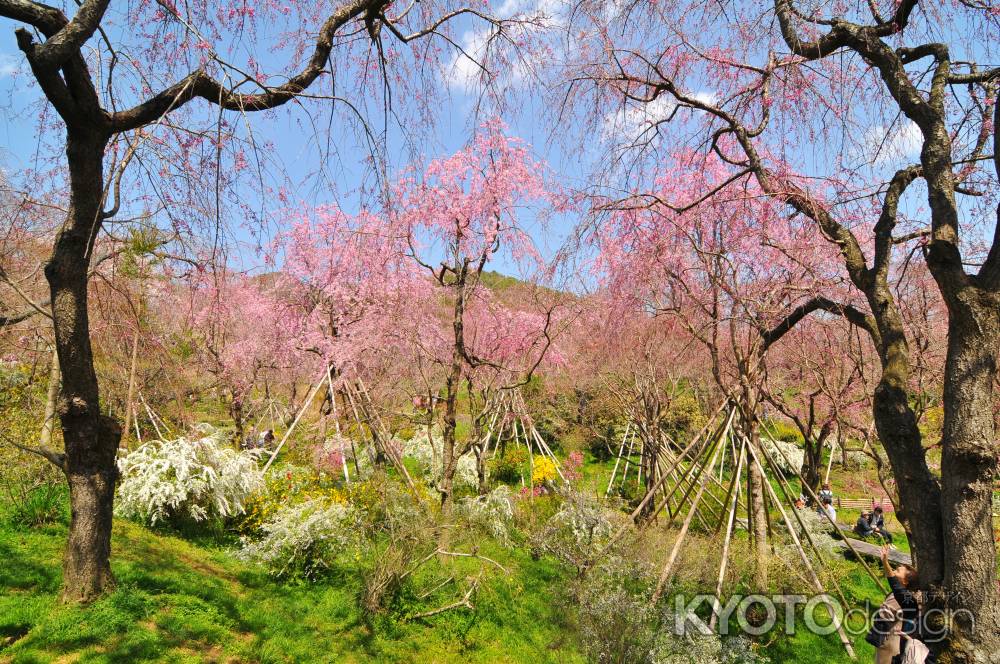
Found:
<box><xmin>880</xmin><ymin>545</ymin><xmax>932</xmax><ymax>664</ymax></box>
<box><xmin>869</xmin><ymin>506</ymin><xmax>893</xmax><ymax>544</ymax></box>
<box><xmin>855</xmin><ymin>511</ymin><xmax>876</xmax><ymax>538</ymax></box>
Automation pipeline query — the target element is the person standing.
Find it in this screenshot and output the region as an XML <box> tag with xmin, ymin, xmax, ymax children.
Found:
<box><xmin>867</xmin><ymin>588</ymin><xmax>901</xmax><ymax>664</ymax></box>
<box><xmin>819</xmin><ymin>482</ymin><xmax>834</xmax><ymax>504</ymax></box>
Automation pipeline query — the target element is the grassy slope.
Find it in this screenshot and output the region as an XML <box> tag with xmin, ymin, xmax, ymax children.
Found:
<box><xmin>0</xmin><ymin>519</ymin><xmax>583</xmax><ymax>664</ymax></box>
<box><xmin>0</xmin><ymin>446</ymin><xmax>907</xmax><ymax>664</ymax></box>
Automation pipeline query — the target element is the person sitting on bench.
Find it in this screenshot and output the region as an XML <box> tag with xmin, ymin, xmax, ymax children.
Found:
<box><xmin>819</xmin><ymin>496</ymin><xmax>837</xmax><ymax>523</ymax></box>
<box><xmin>869</xmin><ymin>506</ymin><xmax>893</xmax><ymax>544</ymax></box>
<box><xmin>854</xmin><ymin>511</ymin><xmax>876</xmax><ymax>538</ymax></box>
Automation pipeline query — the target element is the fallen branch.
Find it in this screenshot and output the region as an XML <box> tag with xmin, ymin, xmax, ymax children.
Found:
<box><xmin>410</xmin><ymin>575</ymin><xmax>480</xmax><ymax>620</ymax></box>
<box><xmin>437</xmin><ymin>548</ymin><xmax>509</xmax><ymax>574</ymax></box>
<box><xmin>417</xmin><ymin>575</ymin><xmax>455</xmax><ymax>600</ymax></box>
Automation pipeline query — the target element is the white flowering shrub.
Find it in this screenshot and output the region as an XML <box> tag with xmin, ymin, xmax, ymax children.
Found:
<box><xmin>405</xmin><ymin>428</ymin><xmax>478</xmax><ymax>489</ymax></box>
<box><xmin>651</xmin><ymin>625</ymin><xmax>769</xmax><ymax>664</ymax></box>
<box><xmin>574</xmin><ymin>556</ymin><xmax>768</xmax><ymax>664</ymax></box>
<box><xmin>828</xmin><ymin>440</ymin><xmax>871</xmax><ymax>470</ymax></box>
<box><xmin>457</xmin><ymin>485</ymin><xmax>515</xmax><ymax>545</ymax></box>
<box><xmin>115</xmin><ymin>426</ymin><xmax>263</xmax><ymax>525</ymax></box>
<box><xmin>758</xmin><ymin>437</ymin><xmax>804</xmax><ymax>475</ymax></box>
<box><xmin>792</xmin><ymin>502</ymin><xmax>838</xmax><ymax>550</ymax></box>
<box><xmin>238</xmin><ymin>498</ymin><xmax>357</xmax><ymax>579</ymax></box>
<box><xmin>534</xmin><ymin>490</ymin><xmax>621</xmax><ymax>573</ymax></box>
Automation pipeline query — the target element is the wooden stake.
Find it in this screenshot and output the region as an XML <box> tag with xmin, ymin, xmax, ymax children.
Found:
<box><xmin>650</xmin><ymin>427</ymin><xmax>727</xmax><ymax>604</ymax></box>
<box><xmin>710</xmin><ymin>437</ymin><xmax>747</xmax><ymax>630</ymax></box>
<box><xmin>262</xmin><ymin>373</ymin><xmax>325</xmax><ymax>474</ymax></box>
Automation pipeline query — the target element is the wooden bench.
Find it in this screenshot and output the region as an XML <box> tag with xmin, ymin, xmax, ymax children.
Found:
<box><xmin>831</xmin><ymin>537</ymin><xmax>911</xmax><ymax>566</ymax></box>
<box><xmin>836</xmin><ymin>497</ymin><xmax>894</xmax><ymax>512</ymax></box>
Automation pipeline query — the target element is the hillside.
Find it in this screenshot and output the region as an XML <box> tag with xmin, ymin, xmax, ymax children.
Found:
<box><xmin>0</xmin><ymin>516</ymin><xmax>581</xmax><ymax>663</ymax></box>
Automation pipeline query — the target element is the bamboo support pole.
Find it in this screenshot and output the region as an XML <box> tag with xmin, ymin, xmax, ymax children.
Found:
<box><xmin>325</xmin><ymin>368</ymin><xmax>350</xmax><ymax>483</ymax></box>
<box><xmin>263</xmin><ymin>373</ymin><xmax>326</xmax><ymax>473</ymax></box>
<box><xmin>756</xmin><ymin>439</ymin><xmax>854</xmax><ymax>619</ymax></box>
<box><xmin>619</xmin><ymin>426</ymin><xmax>637</xmax><ymax>491</ymax></box>
<box><xmin>709</xmin><ymin>437</ymin><xmax>747</xmax><ymax>630</ymax></box>
<box><xmin>761</xmin><ymin>432</ymin><xmax>887</xmax><ymax>594</ymax></box>
<box><xmin>650</xmin><ymin>429</ymin><xmax>727</xmax><ymax>604</ymax></box>
<box><xmin>747</xmin><ymin>443</ymin><xmax>856</xmax><ymax>660</ymax></box>
<box><xmin>663</xmin><ymin>410</ymin><xmax>735</xmax><ymax>529</ymax></box>
<box><xmin>606</xmin><ymin>422</ymin><xmax>632</xmax><ymax>495</ymax></box>
<box><xmin>589</xmin><ymin>406</ymin><xmax>729</xmax><ymax>567</ymax></box>
<box><xmin>824</xmin><ymin>437</ymin><xmax>836</xmax><ymax>484</ymax></box>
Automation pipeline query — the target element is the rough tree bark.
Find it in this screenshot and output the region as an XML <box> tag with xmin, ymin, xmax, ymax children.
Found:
<box><xmin>935</xmin><ymin>295</ymin><xmax>1000</xmax><ymax>656</ymax></box>
<box><xmin>438</xmin><ymin>257</ymin><xmax>469</xmax><ymax>522</ymax></box>
<box><xmin>50</xmin><ymin>130</ymin><xmax>122</xmax><ymax>602</ymax></box>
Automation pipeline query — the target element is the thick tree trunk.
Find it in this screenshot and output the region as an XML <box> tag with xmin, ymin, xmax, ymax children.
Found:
<box><xmin>639</xmin><ymin>432</ymin><xmax>658</xmax><ymax>519</ymax></box>
<box><xmin>873</xmin><ymin>371</ymin><xmax>945</xmax><ymax>580</ymax></box>
<box><xmin>229</xmin><ymin>395</ymin><xmax>245</xmax><ymax>442</ymax></box>
<box><xmin>863</xmin><ymin>280</ymin><xmax>946</xmax><ymax>586</ymax></box>
<box><xmin>439</xmin><ymin>267</ymin><xmax>467</xmax><ymax>543</ymax></box>
<box><xmin>936</xmin><ymin>301</ymin><xmax>1000</xmax><ymax>661</ymax></box>
<box><xmin>800</xmin><ymin>438</ymin><xmax>823</xmax><ymax>496</ymax></box>
<box><xmin>48</xmin><ymin>130</ymin><xmax>122</xmax><ymax>603</ymax></box>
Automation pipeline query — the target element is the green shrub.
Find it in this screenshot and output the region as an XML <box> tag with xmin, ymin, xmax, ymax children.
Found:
<box><xmin>662</xmin><ymin>391</ymin><xmax>706</xmax><ymax>439</ymax></box>
<box><xmin>763</xmin><ymin>419</ymin><xmax>801</xmax><ymax>443</ymax></box>
<box><xmin>491</xmin><ymin>447</ymin><xmax>529</xmax><ymax>484</ymax></box>
<box><xmin>4</xmin><ymin>483</ymin><xmax>67</xmax><ymax>527</ymax></box>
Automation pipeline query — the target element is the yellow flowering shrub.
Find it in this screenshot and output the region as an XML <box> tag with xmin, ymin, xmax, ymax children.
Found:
<box><xmin>238</xmin><ymin>465</ymin><xmax>346</xmax><ymax>536</ymax></box>
<box><xmin>531</xmin><ymin>455</ymin><xmax>557</xmax><ymax>486</ymax></box>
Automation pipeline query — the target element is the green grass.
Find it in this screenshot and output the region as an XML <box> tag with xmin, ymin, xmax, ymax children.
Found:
<box><xmin>756</xmin><ymin>566</ymin><xmax>885</xmax><ymax>664</ymax></box>
<box><xmin>0</xmin><ymin>443</ymin><xmax>898</xmax><ymax>664</ymax></box>
<box><xmin>0</xmin><ymin>518</ymin><xmax>584</xmax><ymax>663</ymax></box>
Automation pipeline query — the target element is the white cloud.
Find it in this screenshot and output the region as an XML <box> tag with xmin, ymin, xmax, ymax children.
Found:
<box><xmin>691</xmin><ymin>91</ymin><xmax>718</xmax><ymax>107</ymax></box>
<box><xmin>600</xmin><ymin>91</ymin><xmax>717</xmax><ymax>146</ymax></box>
<box><xmin>0</xmin><ymin>54</ymin><xmax>20</xmax><ymax>78</ymax></box>
<box><xmin>601</xmin><ymin>96</ymin><xmax>678</xmax><ymax>144</ymax></box>
<box><xmin>444</xmin><ymin>0</ymin><xmax>568</xmax><ymax>93</ymax></box>
<box><xmin>858</xmin><ymin>120</ymin><xmax>923</xmax><ymax>166</ymax></box>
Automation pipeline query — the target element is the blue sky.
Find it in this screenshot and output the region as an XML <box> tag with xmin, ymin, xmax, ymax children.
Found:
<box><xmin>0</xmin><ymin>3</ymin><xmax>590</xmax><ymax>285</ymax></box>
<box><xmin>1</xmin><ymin>1</ymin><xmax>994</xmax><ymax>287</ymax></box>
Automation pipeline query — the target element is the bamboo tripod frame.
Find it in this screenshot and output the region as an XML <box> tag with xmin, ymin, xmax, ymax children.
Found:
<box><xmin>600</xmin><ymin>404</ymin><xmax>870</xmax><ymax>660</ymax></box>
<box><xmin>472</xmin><ymin>389</ymin><xmax>565</xmax><ymax>486</ymax></box>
